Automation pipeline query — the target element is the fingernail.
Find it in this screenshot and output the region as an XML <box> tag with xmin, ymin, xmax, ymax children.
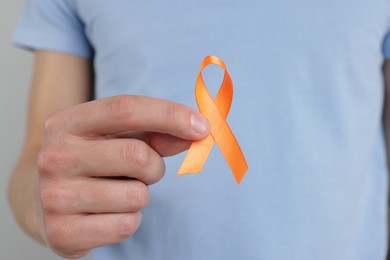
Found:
<box><xmin>191</xmin><ymin>113</ymin><xmax>209</xmax><ymax>135</ymax></box>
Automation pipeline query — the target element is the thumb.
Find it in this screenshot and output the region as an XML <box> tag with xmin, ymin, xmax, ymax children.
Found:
<box><xmin>146</xmin><ymin>132</ymin><xmax>195</xmax><ymax>157</ymax></box>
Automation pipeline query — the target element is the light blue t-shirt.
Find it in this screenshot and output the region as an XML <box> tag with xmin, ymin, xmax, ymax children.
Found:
<box><xmin>13</xmin><ymin>0</ymin><xmax>390</xmax><ymax>259</ymax></box>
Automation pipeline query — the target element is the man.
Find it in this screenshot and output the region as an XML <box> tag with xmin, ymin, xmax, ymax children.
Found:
<box><xmin>8</xmin><ymin>0</ymin><xmax>390</xmax><ymax>259</ymax></box>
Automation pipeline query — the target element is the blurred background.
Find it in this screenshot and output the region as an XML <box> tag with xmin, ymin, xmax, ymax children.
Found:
<box><xmin>0</xmin><ymin>1</ymin><xmax>90</xmax><ymax>259</ymax></box>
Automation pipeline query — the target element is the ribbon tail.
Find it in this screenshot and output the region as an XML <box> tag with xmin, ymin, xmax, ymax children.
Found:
<box><xmin>202</xmin><ymin>97</ymin><xmax>248</xmax><ymax>184</ymax></box>
<box><xmin>211</xmin><ymin>120</ymin><xmax>248</xmax><ymax>184</ymax></box>
<box><xmin>177</xmin><ymin>135</ymin><xmax>214</xmax><ymax>175</ymax></box>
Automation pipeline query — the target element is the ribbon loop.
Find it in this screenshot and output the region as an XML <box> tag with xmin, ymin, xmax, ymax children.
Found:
<box><xmin>178</xmin><ymin>56</ymin><xmax>248</xmax><ymax>184</ymax></box>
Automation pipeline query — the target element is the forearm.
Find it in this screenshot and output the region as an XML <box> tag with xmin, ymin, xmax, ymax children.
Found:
<box><xmin>383</xmin><ymin>62</ymin><xmax>390</xmax><ymax>260</ymax></box>
<box><xmin>8</xmin><ymin>145</ymin><xmax>45</xmax><ymax>244</ymax></box>
<box><xmin>7</xmin><ymin>51</ymin><xmax>92</xmax><ymax>252</ymax></box>
<box><xmin>385</xmin><ymin>63</ymin><xmax>390</xmax><ymax>166</ymax></box>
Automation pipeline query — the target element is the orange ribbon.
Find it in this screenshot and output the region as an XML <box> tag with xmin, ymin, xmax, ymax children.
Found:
<box><xmin>178</xmin><ymin>55</ymin><xmax>248</xmax><ymax>184</ymax></box>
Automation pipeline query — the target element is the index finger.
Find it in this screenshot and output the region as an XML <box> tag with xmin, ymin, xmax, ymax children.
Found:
<box><xmin>59</xmin><ymin>95</ymin><xmax>210</xmax><ymax>140</ymax></box>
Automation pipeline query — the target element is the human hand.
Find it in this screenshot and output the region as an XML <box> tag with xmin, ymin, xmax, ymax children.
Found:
<box><xmin>36</xmin><ymin>95</ymin><xmax>209</xmax><ymax>258</ymax></box>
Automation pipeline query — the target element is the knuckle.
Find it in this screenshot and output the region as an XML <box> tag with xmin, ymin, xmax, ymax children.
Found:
<box><xmin>37</xmin><ymin>139</ymin><xmax>76</xmax><ymax>177</ymax></box>
<box><xmin>44</xmin><ymin>110</ymin><xmax>64</xmax><ymax>135</ymax></box>
<box><xmin>39</xmin><ymin>183</ymin><xmax>67</xmax><ymax>213</ymax></box>
<box><xmin>44</xmin><ymin>219</ymin><xmax>68</xmax><ymax>252</ymax></box>
<box><xmin>45</xmin><ymin>218</ymin><xmax>88</xmax><ymax>259</ymax></box>
<box><xmin>37</xmin><ymin>146</ymin><xmax>65</xmax><ymax>176</ymax></box>
<box><xmin>108</xmin><ymin>95</ymin><xmax>136</xmax><ymax>120</ymax></box>
<box><xmin>117</xmin><ymin>214</ymin><xmax>141</xmax><ymax>240</ymax></box>
<box><xmin>121</xmin><ymin>141</ymin><xmax>149</xmax><ymax>168</ymax></box>
<box><xmin>37</xmin><ymin>146</ymin><xmax>60</xmax><ymax>176</ymax></box>
<box><xmin>126</xmin><ymin>182</ymin><xmax>150</xmax><ymax>209</ymax></box>
<box><xmin>39</xmin><ymin>185</ymin><xmax>55</xmax><ymax>211</ymax></box>
<box><xmin>45</xmin><ymin>218</ymin><xmax>86</xmax><ymax>259</ymax></box>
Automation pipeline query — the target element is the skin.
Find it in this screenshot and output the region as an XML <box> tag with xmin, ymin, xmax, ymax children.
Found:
<box><xmin>383</xmin><ymin>62</ymin><xmax>390</xmax><ymax>260</ymax></box>
<box><xmin>8</xmin><ymin>51</ymin><xmax>390</xmax><ymax>259</ymax></box>
<box><xmin>7</xmin><ymin>51</ymin><xmax>210</xmax><ymax>259</ymax></box>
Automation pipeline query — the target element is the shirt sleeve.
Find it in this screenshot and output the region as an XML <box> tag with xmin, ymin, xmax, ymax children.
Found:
<box><xmin>383</xmin><ymin>31</ymin><xmax>390</xmax><ymax>60</ymax></box>
<box><xmin>12</xmin><ymin>0</ymin><xmax>93</xmax><ymax>59</ymax></box>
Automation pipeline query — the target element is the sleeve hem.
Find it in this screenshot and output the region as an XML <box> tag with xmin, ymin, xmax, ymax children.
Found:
<box><xmin>11</xmin><ymin>30</ymin><xmax>93</xmax><ymax>59</ymax></box>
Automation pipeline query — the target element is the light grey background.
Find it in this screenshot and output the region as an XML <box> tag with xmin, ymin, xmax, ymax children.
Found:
<box><xmin>0</xmin><ymin>1</ymin><xmax>90</xmax><ymax>259</ymax></box>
